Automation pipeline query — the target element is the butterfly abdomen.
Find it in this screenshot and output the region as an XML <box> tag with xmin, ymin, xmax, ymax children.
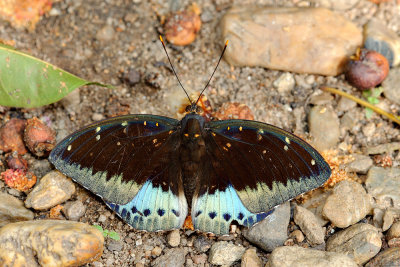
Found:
<box><xmin>179</xmin><ymin>114</ymin><xmax>207</xmax><ymax>207</ymax></box>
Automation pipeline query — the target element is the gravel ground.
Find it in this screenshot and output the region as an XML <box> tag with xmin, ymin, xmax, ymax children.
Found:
<box><xmin>1</xmin><ymin>0</ymin><xmax>400</xmax><ymax>266</ymax></box>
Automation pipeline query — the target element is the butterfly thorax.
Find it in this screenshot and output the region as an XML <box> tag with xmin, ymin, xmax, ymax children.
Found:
<box><xmin>179</xmin><ymin>113</ymin><xmax>206</xmax><ymax>207</ymax></box>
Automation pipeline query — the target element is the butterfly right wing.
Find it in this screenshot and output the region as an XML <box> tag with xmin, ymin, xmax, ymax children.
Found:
<box><xmin>49</xmin><ymin>114</ymin><xmax>188</xmax><ymax>231</ymax></box>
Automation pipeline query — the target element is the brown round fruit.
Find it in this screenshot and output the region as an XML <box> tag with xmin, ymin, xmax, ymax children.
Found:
<box><xmin>164</xmin><ymin>10</ymin><xmax>201</xmax><ymax>46</ymax></box>
<box><xmin>24</xmin><ymin>117</ymin><xmax>56</xmax><ymax>157</ymax></box>
<box><xmin>345</xmin><ymin>49</ymin><xmax>389</xmax><ymax>90</ymax></box>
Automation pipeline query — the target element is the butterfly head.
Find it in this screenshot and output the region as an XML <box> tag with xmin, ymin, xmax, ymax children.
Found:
<box><xmin>185</xmin><ymin>103</ymin><xmax>201</xmax><ymax>114</ymax></box>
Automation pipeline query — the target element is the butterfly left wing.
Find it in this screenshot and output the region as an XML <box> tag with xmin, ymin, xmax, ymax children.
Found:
<box><xmin>49</xmin><ymin>115</ymin><xmax>188</xmax><ymax>231</ymax></box>
<box><xmin>192</xmin><ymin>119</ymin><xmax>331</xmax><ymax>234</ymax></box>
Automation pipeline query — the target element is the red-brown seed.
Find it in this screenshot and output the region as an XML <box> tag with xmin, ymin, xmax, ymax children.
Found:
<box><xmin>345</xmin><ymin>49</ymin><xmax>389</xmax><ymax>90</ymax></box>
<box><xmin>24</xmin><ymin>117</ymin><xmax>56</xmax><ymax>157</ymax></box>
<box><xmin>6</xmin><ymin>153</ymin><xmax>28</xmax><ymax>170</ymax></box>
<box><xmin>164</xmin><ymin>10</ymin><xmax>202</xmax><ymax>46</ymax></box>
<box><xmin>0</xmin><ymin>169</ymin><xmax>37</xmax><ymax>192</ymax></box>
<box><xmin>0</xmin><ymin>118</ymin><xmax>27</xmax><ymax>155</ymax></box>
<box><xmin>213</xmin><ymin>102</ymin><xmax>255</xmax><ymax>120</ymax></box>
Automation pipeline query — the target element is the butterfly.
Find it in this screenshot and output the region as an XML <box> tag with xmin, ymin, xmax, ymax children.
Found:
<box><xmin>49</xmin><ymin>37</ymin><xmax>331</xmax><ymax>235</ymax></box>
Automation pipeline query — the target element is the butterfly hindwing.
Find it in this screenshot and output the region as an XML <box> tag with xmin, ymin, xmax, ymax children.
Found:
<box><xmin>191</xmin><ymin>119</ymin><xmax>330</xmax><ymax>234</ymax></box>
<box><xmin>49</xmin><ymin>114</ymin><xmax>188</xmax><ymax>231</ymax></box>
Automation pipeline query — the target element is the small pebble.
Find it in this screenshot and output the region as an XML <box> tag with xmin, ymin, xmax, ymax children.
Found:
<box><xmin>290</xmin><ymin>229</ymin><xmax>305</xmax><ymax>243</ymax></box>
<box><xmin>241</xmin><ymin>248</ymin><xmax>262</xmax><ymax>267</ymax></box>
<box><xmin>272</xmin><ymin>73</ymin><xmax>295</xmax><ymax>94</ymax></box>
<box><xmin>151</xmin><ymin>246</ymin><xmax>162</xmax><ymax>257</ymax></box>
<box><xmin>208</xmin><ymin>241</ymin><xmax>246</xmax><ymax>266</ymax></box>
<box><xmin>63</xmin><ymin>200</ymin><xmax>86</xmax><ymax>221</ymax></box>
<box><xmin>322</xmin><ymin>180</ymin><xmax>372</xmax><ymax>228</ymax></box>
<box><xmin>25</xmin><ymin>171</ymin><xmax>75</xmax><ymax>210</ymax></box>
<box><xmin>0</xmin><ymin>192</ymin><xmax>34</xmax><ymax>227</ymax></box>
<box><xmin>107</xmin><ymin>239</ymin><xmax>123</xmax><ymax>252</ymax></box>
<box><xmin>326</xmin><ymin>223</ymin><xmax>382</xmax><ymax>265</ymax></box>
<box><xmin>266</xmin><ymin>246</ymin><xmax>358</xmax><ymax>267</ymax></box>
<box><xmin>308</xmin><ymin>105</ymin><xmax>340</xmax><ymax>151</ymax></box>
<box><xmin>96</xmin><ymin>25</ymin><xmax>115</xmax><ymax>42</ymax></box>
<box><xmin>365</xmin><ymin>247</ymin><xmax>400</xmax><ymax>267</ymax></box>
<box><xmin>345</xmin><ymin>154</ymin><xmax>373</xmax><ymax>174</ymax></box>
<box><xmin>167</xmin><ymin>229</ymin><xmax>180</xmax><ymax>247</ymax></box>
<box><xmin>193</xmin><ymin>235</ymin><xmax>211</xmax><ymax>252</ymax></box>
<box><xmin>243</xmin><ymin>202</ymin><xmax>290</xmax><ymax>252</ymax></box>
<box><xmin>294</xmin><ymin>205</ymin><xmax>325</xmax><ymax>245</ymax></box>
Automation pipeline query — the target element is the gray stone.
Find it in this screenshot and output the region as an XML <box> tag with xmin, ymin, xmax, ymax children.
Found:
<box><xmin>272</xmin><ymin>73</ymin><xmax>295</xmax><ymax>94</ymax></box>
<box><xmin>365</xmin><ymin>247</ymin><xmax>400</xmax><ymax>267</ymax></box>
<box><xmin>0</xmin><ymin>220</ymin><xmax>104</xmax><ymax>266</ymax></box>
<box><xmin>322</xmin><ymin>180</ymin><xmax>372</xmax><ymax>228</ymax></box>
<box><xmin>314</xmin><ymin>0</ymin><xmax>360</xmax><ymax>10</ymax></box>
<box><xmin>96</xmin><ymin>25</ymin><xmax>115</xmax><ymax>42</ymax></box>
<box><xmin>345</xmin><ymin>154</ymin><xmax>373</xmax><ymax>174</ymax></box>
<box><xmin>337</xmin><ymin>96</ymin><xmax>357</xmax><ymax>112</ymax></box>
<box><xmin>107</xmin><ymin>239</ymin><xmax>123</xmax><ymax>251</ymax></box>
<box><xmin>25</xmin><ymin>171</ymin><xmax>75</xmax><ymax>210</ymax></box>
<box><xmin>387</xmin><ymin>221</ymin><xmax>400</xmax><ymax>247</ymax></box>
<box><xmin>221</xmin><ymin>7</ymin><xmax>361</xmax><ymax>76</ymax></box>
<box><xmin>366</xmin><ymin>167</ymin><xmax>400</xmax><ymax>210</ymax></box>
<box><xmin>0</xmin><ymin>192</ymin><xmax>34</xmax><ymax>227</ymax></box>
<box><xmin>266</xmin><ymin>246</ymin><xmax>358</xmax><ymax>267</ymax></box>
<box><xmin>152</xmin><ymin>248</ymin><xmax>185</xmax><ymax>267</ymax></box>
<box><xmin>301</xmin><ymin>188</ymin><xmax>330</xmax><ymax>227</ymax></box>
<box><xmin>308</xmin><ymin>105</ymin><xmax>340</xmax><ymax>151</ymax></box>
<box><xmin>208</xmin><ymin>241</ymin><xmax>246</xmax><ymax>266</ymax></box>
<box><xmin>243</xmin><ymin>202</ymin><xmax>290</xmax><ymax>252</ymax></box>
<box><xmin>326</xmin><ymin>223</ymin><xmax>382</xmax><ymax>265</ymax></box>
<box><xmin>309</xmin><ymin>92</ymin><xmax>334</xmax><ymax>106</ymax></box>
<box><xmin>241</xmin><ymin>248</ymin><xmax>262</xmax><ymax>267</ymax></box>
<box><xmin>364</xmin><ymin>18</ymin><xmax>400</xmax><ymax>67</ymax></box>
<box><xmin>193</xmin><ymin>235</ymin><xmax>211</xmax><ymax>252</ymax></box>
<box><xmin>63</xmin><ymin>200</ymin><xmax>86</xmax><ymax>221</ymax></box>
<box><xmin>294</xmin><ymin>205</ymin><xmax>325</xmax><ymax>245</ymax></box>
<box><xmin>290</xmin><ymin>230</ymin><xmax>305</xmax><ymax>243</ymax></box>
<box><xmin>382</xmin><ymin>67</ymin><xmax>400</xmax><ymax>105</ymax></box>
<box><xmin>382</xmin><ymin>209</ymin><xmax>395</xmax><ymax>232</ymax></box>
<box><xmin>167</xmin><ymin>229</ymin><xmax>180</xmax><ymax>247</ymax></box>
<box><xmin>366</xmin><ymin>142</ymin><xmax>400</xmax><ymax>155</ymax></box>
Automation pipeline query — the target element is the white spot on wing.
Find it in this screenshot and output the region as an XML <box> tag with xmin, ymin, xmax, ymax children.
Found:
<box><xmin>121</xmin><ymin>121</ymin><xmax>128</xmax><ymax>126</ymax></box>
<box><xmin>96</xmin><ymin>126</ymin><xmax>101</xmax><ymax>133</ymax></box>
<box><xmin>284</xmin><ymin>145</ymin><xmax>288</xmax><ymax>151</ymax></box>
<box><xmin>67</xmin><ymin>145</ymin><xmax>72</xmax><ymax>151</ymax></box>
<box><xmin>96</xmin><ymin>135</ymin><xmax>100</xmax><ymax>141</ymax></box>
<box><xmin>285</xmin><ymin>137</ymin><xmax>290</xmax><ymax>144</ymax></box>
<box><xmin>311</xmin><ymin>159</ymin><xmax>316</xmax><ymax>165</ymax></box>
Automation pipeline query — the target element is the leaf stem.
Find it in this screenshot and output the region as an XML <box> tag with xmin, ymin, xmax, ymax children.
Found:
<box><xmin>320</xmin><ymin>86</ymin><xmax>400</xmax><ymax>125</ymax></box>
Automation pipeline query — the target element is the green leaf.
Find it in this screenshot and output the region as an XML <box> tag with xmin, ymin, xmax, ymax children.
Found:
<box><xmin>367</xmin><ymin>97</ymin><xmax>379</xmax><ymax>105</ymax></box>
<box><xmin>92</xmin><ymin>225</ymin><xmax>103</xmax><ymax>232</ymax></box>
<box><xmin>365</xmin><ymin>107</ymin><xmax>374</xmax><ymax>119</ymax></box>
<box><xmin>0</xmin><ymin>44</ymin><xmax>109</xmax><ymax>108</ymax></box>
<box><xmin>363</xmin><ymin>90</ymin><xmax>372</xmax><ymax>99</ymax></box>
<box><xmin>108</xmin><ymin>231</ymin><xmax>121</xmax><ymax>241</ymax></box>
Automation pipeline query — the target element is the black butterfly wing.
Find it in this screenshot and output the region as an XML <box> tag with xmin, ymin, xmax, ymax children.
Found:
<box><xmin>49</xmin><ymin>114</ymin><xmax>188</xmax><ymax>231</ymax></box>
<box><xmin>192</xmin><ymin>119</ymin><xmax>331</xmax><ymax>234</ymax></box>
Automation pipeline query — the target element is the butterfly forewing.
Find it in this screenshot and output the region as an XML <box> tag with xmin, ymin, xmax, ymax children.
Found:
<box><xmin>49</xmin><ymin>115</ymin><xmax>188</xmax><ymax>231</ymax></box>
<box><xmin>208</xmin><ymin>119</ymin><xmax>330</xmax><ymax>211</ymax></box>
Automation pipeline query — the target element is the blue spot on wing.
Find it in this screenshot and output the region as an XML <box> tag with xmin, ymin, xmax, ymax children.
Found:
<box><xmin>192</xmin><ymin>185</ymin><xmax>273</xmax><ymax>235</ymax></box>
<box><xmin>106</xmin><ymin>180</ymin><xmax>187</xmax><ymax>231</ymax></box>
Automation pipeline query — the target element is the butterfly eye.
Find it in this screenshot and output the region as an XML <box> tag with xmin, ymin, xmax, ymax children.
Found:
<box><xmin>185</xmin><ymin>105</ymin><xmax>191</xmax><ymax>112</ymax></box>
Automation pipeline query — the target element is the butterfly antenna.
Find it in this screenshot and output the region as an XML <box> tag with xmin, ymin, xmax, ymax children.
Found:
<box><xmin>195</xmin><ymin>40</ymin><xmax>229</xmax><ymax>105</ymax></box>
<box><xmin>159</xmin><ymin>36</ymin><xmax>192</xmax><ymax>104</ymax></box>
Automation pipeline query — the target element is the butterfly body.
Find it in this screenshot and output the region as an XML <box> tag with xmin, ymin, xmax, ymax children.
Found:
<box><xmin>49</xmin><ymin>110</ymin><xmax>331</xmax><ymax>235</ymax></box>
